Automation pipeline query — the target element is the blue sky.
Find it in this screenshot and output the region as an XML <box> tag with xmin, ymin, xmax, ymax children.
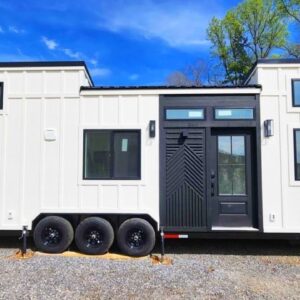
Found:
<box><xmin>0</xmin><ymin>0</ymin><xmax>258</xmax><ymax>85</ymax></box>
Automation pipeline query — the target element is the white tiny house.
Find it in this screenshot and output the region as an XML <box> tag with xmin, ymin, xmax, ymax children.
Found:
<box><xmin>0</xmin><ymin>59</ymin><xmax>299</xmax><ymax>256</ymax></box>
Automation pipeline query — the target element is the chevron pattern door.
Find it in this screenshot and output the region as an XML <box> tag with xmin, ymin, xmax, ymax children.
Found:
<box><xmin>164</xmin><ymin>128</ymin><xmax>206</xmax><ymax>229</ymax></box>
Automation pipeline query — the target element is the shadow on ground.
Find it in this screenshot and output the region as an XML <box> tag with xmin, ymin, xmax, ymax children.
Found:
<box><xmin>157</xmin><ymin>239</ymin><xmax>300</xmax><ymax>256</ymax></box>
<box><xmin>0</xmin><ymin>236</ymin><xmax>299</xmax><ymax>257</ymax></box>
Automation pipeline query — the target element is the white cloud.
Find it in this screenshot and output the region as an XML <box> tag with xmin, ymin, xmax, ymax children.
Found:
<box><xmin>90</xmin><ymin>67</ymin><xmax>111</xmax><ymax>77</ymax></box>
<box><xmin>8</xmin><ymin>26</ymin><xmax>25</xmax><ymax>34</ymax></box>
<box><xmin>129</xmin><ymin>74</ymin><xmax>139</xmax><ymax>81</ymax></box>
<box><xmin>93</xmin><ymin>0</ymin><xmax>217</xmax><ymax>48</ymax></box>
<box><xmin>90</xmin><ymin>59</ymin><xmax>98</xmax><ymax>66</ymax></box>
<box><xmin>62</xmin><ymin>48</ymin><xmax>81</xmax><ymax>59</ymax></box>
<box><xmin>0</xmin><ymin>26</ymin><xmax>4</xmax><ymax>33</ymax></box>
<box><xmin>42</xmin><ymin>36</ymin><xmax>58</xmax><ymax>50</ymax></box>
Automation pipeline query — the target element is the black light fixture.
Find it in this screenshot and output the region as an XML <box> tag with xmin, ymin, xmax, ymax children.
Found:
<box><xmin>264</xmin><ymin>119</ymin><xmax>274</xmax><ymax>137</ymax></box>
<box><xmin>149</xmin><ymin>120</ymin><xmax>155</xmax><ymax>138</ymax></box>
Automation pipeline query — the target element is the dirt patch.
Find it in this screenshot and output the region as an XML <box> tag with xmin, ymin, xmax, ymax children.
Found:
<box><xmin>260</xmin><ymin>255</ymin><xmax>300</xmax><ymax>266</ymax></box>
<box><xmin>150</xmin><ymin>254</ymin><xmax>173</xmax><ymax>265</ymax></box>
<box><xmin>8</xmin><ymin>250</ymin><xmax>35</xmax><ymax>260</ymax></box>
<box><xmin>35</xmin><ymin>250</ymin><xmax>148</xmax><ymax>261</ymax></box>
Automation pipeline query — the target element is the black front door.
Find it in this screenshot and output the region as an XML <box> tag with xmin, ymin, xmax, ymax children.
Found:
<box><xmin>210</xmin><ymin>129</ymin><xmax>255</xmax><ymax>228</ymax></box>
<box><xmin>161</xmin><ymin>127</ymin><xmax>207</xmax><ymax>230</ymax></box>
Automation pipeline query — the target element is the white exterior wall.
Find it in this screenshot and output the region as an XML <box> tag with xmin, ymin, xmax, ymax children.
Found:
<box><xmin>0</xmin><ymin>68</ymin><xmax>159</xmax><ymax>230</ymax></box>
<box><xmin>255</xmin><ymin>64</ymin><xmax>300</xmax><ymax>233</ymax></box>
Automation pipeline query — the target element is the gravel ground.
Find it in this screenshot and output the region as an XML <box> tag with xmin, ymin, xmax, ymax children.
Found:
<box><xmin>0</xmin><ymin>237</ymin><xmax>299</xmax><ymax>299</ymax></box>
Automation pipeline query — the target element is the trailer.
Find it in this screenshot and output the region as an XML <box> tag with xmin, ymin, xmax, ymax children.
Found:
<box><xmin>0</xmin><ymin>59</ymin><xmax>299</xmax><ymax>256</ymax></box>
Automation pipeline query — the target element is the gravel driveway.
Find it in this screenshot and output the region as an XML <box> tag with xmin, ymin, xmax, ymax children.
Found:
<box><xmin>0</xmin><ymin>237</ymin><xmax>299</xmax><ymax>299</ymax></box>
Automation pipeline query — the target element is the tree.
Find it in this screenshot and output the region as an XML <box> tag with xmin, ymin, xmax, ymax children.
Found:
<box><xmin>166</xmin><ymin>60</ymin><xmax>207</xmax><ymax>86</ymax></box>
<box><xmin>166</xmin><ymin>71</ymin><xmax>193</xmax><ymax>87</ymax></box>
<box><xmin>277</xmin><ymin>0</ymin><xmax>300</xmax><ymax>23</ymax></box>
<box><xmin>207</xmin><ymin>0</ymin><xmax>288</xmax><ymax>84</ymax></box>
<box><xmin>277</xmin><ymin>0</ymin><xmax>300</xmax><ymax>57</ymax></box>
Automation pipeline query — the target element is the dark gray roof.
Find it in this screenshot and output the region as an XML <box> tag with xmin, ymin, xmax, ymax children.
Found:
<box><xmin>257</xmin><ymin>58</ymin><xmax>300</xmax><ymax>64</ymax></box>
<box><xmin>0</xmin><ymin>61</ymin><xmax>94</xmax><ymax>86</ymax></box>
<box><xmin>80</xmin><ymin>84</ymin><xmax>261</xmax><ymax>91</ymax></box>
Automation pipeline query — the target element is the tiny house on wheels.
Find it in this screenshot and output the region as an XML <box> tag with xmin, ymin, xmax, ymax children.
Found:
<box><xmin>0</xmin><ymin>59</ymin><xmax>300</xmax><ymax>257</ymax></box>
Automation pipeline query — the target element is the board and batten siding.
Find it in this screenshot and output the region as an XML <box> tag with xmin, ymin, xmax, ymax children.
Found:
<box><xmin>256</xmin><ymin>64</ymin><xmax>300</xmax><ymax>233</ymax></box>
<box><xmin>78</xmin><ymin>94</ymin><xmax>159</xmax><ymax>225</ymax></box>
<box><xmin>0</xmin><ymin>67</ymin><xmax>159</xmax><ymax>230</ymax></box>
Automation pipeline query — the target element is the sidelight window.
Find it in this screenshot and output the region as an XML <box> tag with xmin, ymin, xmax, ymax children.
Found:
<box><xmin>83</xmin><ymin>130</ymin><xmax>141</xmax><ymax>180</ymax></box>
<box><xmin>218</xmin><ymin>135</ymin><xmax>246</xmax><ymax>195</ymax></box>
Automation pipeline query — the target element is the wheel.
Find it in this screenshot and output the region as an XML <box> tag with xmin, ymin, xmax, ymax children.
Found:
<box><xmin>33</xmin><ymin>216</ymin><xmax>74</xmax><ymax>253</ymax></box>
<box><xmin>117</xmin><ymin>218</ymin><xmax>156</xmax><ymax>257</ymax></box>
<box><xmin>75</xmin><ymin>217</ymin><xmax>114</xmax><ymax>255</ymax></box>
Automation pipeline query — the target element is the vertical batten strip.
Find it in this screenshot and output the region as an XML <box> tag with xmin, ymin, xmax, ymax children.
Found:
<box><xmin>40</xmin><ymin>71</ymin><xmax>46</xmax><ymax>209</ymax></box>
<box><xmin>20</xmin><ymin>71</ymin><xmax>27</xmax><ymax>224</ymax></box>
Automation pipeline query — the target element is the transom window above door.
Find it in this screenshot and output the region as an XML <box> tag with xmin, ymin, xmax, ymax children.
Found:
<box><xmin>214</xmin><ymin>108</ymin><xmax>254</xmax><ymax>120</ymax></box>
<box><xmin>217</xmin><ymin>135</ymin><xmax>246</xmax><ymax>195</ymax></box>
<box><xmin>165</xmin><ymin>108</ymin><xmax>205</xmax><ymax>120</ymax></box>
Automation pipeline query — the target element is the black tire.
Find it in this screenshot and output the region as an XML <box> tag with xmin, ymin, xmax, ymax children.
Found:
<box><xmin>117</xmin><ymin>218</ymin><xmax>155</xmax><ymax>257</ymax></box>
<box><xmin>33</xmin><ymin>216</ymin><xmax>74</xmax><ymax>253</ymax></box>
<box><xmin>75</xmin><ymin>217</ymin><xmax>114</xmax><ymax>255</ymax></box>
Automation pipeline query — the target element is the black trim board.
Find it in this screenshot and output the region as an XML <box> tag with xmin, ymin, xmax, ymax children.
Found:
<box><xmin>162</xmin><ymin>231</ymin><xmax>300</xmax><ymax>240</ymax></box>
<box><xmin>0</xmin><ymin>61</ymin><xmax>94</xmax><ymax>86</ymax></box>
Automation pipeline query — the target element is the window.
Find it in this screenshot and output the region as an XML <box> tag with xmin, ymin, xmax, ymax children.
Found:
<box><xmin>165</xmin><ymin>108</ymin><xmax>204</xmax><ymax>120</ymax></box>
<box><xmin>292</xmin><ymin>80</ymin><xmax>300</xmax><ymax>107</ymax></box>
<box><xmin>218</xmin><ymin>136</ymin><xmax>246</xmax><ymax>195</ymax></box>
<box><xmin>83</xmin><ymin>130</ymin><xmax>140</xmax><ymax>179</ymax></box>
<box><xmin>294</xmin><ymin>130</ymin><xmax>300</xmax><ymax>180</ymax></box>
<box><xmin>0</xmin><ymin>82</ymin><xmax>3</xmax><ymax>110</ymax></box>
<box><xmin>215</xmin><ymin>108</ymin><xmax>254</xmax><ymax>120</ymax></box>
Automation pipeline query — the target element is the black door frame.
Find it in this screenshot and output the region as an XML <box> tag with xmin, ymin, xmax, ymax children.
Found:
<box><xmin>159</xmin><ymin>94</ymin><xmax>263</xmax><ymax>233</ymax></box>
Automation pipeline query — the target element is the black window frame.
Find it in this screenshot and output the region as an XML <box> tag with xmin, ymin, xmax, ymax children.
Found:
<box><xmin>0</xmin><ymin>82</ymin><xmax>3</xmax><ymax>110</ymax></box>
<box><xmin>294</xmin><ymin>129</ymin><xmax>300</xmax><ymax>181</ymax></box>
<box><xmin>83</xmin><ymin>129</ymin><xmax>141</xmax><ymax>180</ymax></box>
<box><xmin>292</xmin><ymin>79</ymin><xmax>300</xmax><ymax>107</ymax></box>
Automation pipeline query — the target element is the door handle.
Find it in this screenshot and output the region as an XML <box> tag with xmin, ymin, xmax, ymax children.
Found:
<box><xmin>211</xmin><ymin>171</ymin><xmax>215</xmax><ymax>196</ymax></box>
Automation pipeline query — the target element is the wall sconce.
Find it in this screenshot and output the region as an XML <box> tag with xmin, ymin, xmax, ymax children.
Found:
<box><xmin>264</xmin><ymin>119</ymin><xmax>274</xmax><ymax>137</ymax></box>
<box><xmin>149</xmin><ymin>120</ymin><xmax>155</xmax><ymax>138</ymax></box>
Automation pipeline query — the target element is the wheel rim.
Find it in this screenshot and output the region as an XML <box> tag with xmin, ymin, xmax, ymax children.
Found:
<box><xmin>126</xmin><ymin>228</ymin><xmax>146</xmax><ymax>249</ymax></box>
<box><xmin>85</xmin><ymin>228</ymin><xmax>104</xmax><ymax>248</ymax></box>
<box><xmin>41</xmin><ymin>226</ymin><xmax>62</xmax><ymax>247</ymax></box>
